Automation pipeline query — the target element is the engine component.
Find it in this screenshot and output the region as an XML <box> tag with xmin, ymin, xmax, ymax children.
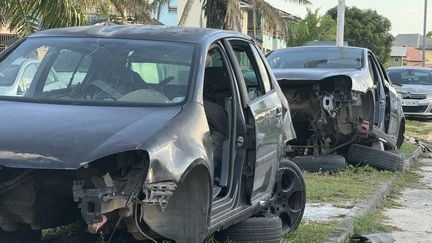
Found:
<box><xmin>322</xmin><ymin>95</ymin><xmax>335</xmax><ymax>111</ymax></box>
<box><xmin>142</xmin><ymin>182</ymin><xmax>177</xmax><ymax>212</ymax></box>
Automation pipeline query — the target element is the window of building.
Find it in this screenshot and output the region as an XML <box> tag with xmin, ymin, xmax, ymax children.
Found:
<box><xmin>394</xmin><ymin>58</ymin><xmax>400</xmax><ymax>63</ymax></box>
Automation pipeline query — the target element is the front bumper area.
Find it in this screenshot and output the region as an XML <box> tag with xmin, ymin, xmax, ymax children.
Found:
<box><xmin>402</xmin><ymin>98</ymin><xmax>432</xmax><ymax>117</ymax></box>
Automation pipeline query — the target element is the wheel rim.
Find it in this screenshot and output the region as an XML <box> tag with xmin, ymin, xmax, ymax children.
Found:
<box><xmin>269</xmin><ymin>166</ymin><xmax>305</xmax><ymax>232</ymax></box>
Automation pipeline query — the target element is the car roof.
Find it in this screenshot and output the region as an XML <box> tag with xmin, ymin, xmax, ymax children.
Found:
<box><xmin>270</xmin><ymin>46</ymin><xmax>368</xmax><ymax>53</ymax></box>
<box><xmin>387</xmin><ymin>66</ymin><xmax>432</xmax><ymax>70</ymax></box>
<box><xmin>28</xmin><ymin>25</ymin><xmax>251</xmax><ymax>45</ymax></box>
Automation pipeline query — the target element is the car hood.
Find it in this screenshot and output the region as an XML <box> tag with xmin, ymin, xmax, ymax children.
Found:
<box><xmin>272</xmin><ymin>68</ymin><xmax>370</xmax><ymax>93</ymax></box>
<box><xmin>0</xmin><ymin>101</ymin><xmax>181</xmax><ymax>169</ymax></box>
<box><xmin>272</xmin><ymin>68</ymin><xmax>361</xmax><ymax>81</ymax></box>
<box><xmin>395</xmin><ymin>84</ymin><xmax>432</xmax><ymax>94</ymax></box>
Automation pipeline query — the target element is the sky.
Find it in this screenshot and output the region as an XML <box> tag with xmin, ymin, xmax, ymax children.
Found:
<box><xmin>267</xmin><ymin>0</ymin><xmax>432</xmax><ymax>36</ymax></box>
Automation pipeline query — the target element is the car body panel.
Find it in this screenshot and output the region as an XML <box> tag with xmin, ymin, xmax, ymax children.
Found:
<box><xmin>272</xmin><ymin>68</ymin><xmax>373</xmax><ymax>93</ymax></box>
<box><xmin>0</xmin><ymin>25</ymin><xmax>298</xmax><ymax>241</ymax></box>
<box><xmin>268</xmin><ymin>46</ymin><xmax>405</xmax><ymax>153</ymax></box>
<box><xmin>0</xmin><ymin>100</ymin><xmax>182</xmax><ymax>170</ymax></box>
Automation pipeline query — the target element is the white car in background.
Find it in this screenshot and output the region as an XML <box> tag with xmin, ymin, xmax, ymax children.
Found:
<box><xmin>0</xmin><ymin>58</ymin><xmax>69</xmax><ymax>96</ymax></box>
<box><xmin>387</xmin><ymin>66</ymin><xmax>432</xmax><ymax>117</ymax></box>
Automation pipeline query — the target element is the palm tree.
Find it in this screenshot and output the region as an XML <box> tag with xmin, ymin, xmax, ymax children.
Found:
<box><xmin>287</xmin><ymin>8</ymin><xmax>337</xmax><ymax>46</ymax></box>
<box><xmin>0</xmin><ymin>0</ymin><xmax>87</xmax><ymax>36</ymax></box>
<box><xmin>0</xmin><ymin>0</ymin><xmax>167</xmax><ymax>37</ymax></box>
<box><xmin>201</xmin><ymin>0</ymin><xmax>310</xmax><ymax>40</ymax></box>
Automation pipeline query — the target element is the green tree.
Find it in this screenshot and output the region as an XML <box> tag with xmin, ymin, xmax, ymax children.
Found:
<box><xmin>427</xmin><ymin>31</ymin><xmax>432</xmax><ymax>38</ymax></box>
<box><xmin>327</xmin><ymin>6</ymin><xmax>394</xmax><ymax>62</ymax></box>
<box><xmin>287</xmin><ymin>8</ymin><xmax>336</xmax><ymax>46</ymax></box>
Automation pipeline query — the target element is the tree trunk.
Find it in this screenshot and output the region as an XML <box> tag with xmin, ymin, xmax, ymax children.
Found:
<box><xmin>178</xmin><ymin>0</ymin><xmax>195</xmax><ymax>25</ymax></box>
<box><xmin>253</xmin><ymin>6</ymin><xmax>256</xmax><ymax>38</ymax></box>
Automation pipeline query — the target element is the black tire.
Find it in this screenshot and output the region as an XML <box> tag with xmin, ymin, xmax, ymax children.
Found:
<box><xmin>292</xmin><ymin>155</ymin><xmax>347</xmax><ymax>173</ymax></box>
<box><xmin>347</xmin><ymin>144</ymin><xmax>404</xmax><ymax>171</ymax></box>
<box><xmin>396</xmin><ymin>120</ymin><xmax>405</xmax><ymax>149</ymax></box>
<box><xmin>216</xmin><ymin>216</ymin><xmax>282</xmax><ymax>243</ymax></box>
<box><xmin>0</xmin><ymin>227</ymin><xmax>41</xmax><ymax>243</ymax></box>
<box><xmin>269</xmin><ymin>160</ymin><xmax>306</xmax><ymax>233</ymax></box>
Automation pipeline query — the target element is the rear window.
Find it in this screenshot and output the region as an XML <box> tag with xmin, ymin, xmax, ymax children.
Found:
<box><xmin>267</xmin><ymin>47</ymin><xmax>364</xmax><ymax>69</ymax></box>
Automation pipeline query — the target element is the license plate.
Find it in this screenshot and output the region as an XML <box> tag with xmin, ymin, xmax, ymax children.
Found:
<box><xmin>402</xmin><ymin>100</ymin><xmax>419</xmax><ymax>106</ymax></box>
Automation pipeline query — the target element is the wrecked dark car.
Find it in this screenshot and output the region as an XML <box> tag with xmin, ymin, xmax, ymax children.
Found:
<box><xmin>266</xmin><ymin>47</ymin><xmax>405</xmax><ymax>170</ymax></box>
<box><xmin>0</xmin><ymin>25</ymin><xmax>306</xmax><ymax>242</ymax></box>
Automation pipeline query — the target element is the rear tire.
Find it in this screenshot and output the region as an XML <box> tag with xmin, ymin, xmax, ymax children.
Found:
<box><xmin>216</xmin><ymin>215</ymin><xmax>282</xmax><ymax>243</ymax></box>
<box><xmin>292</xmin><ymin>155</ymin><xmax>346</xmax><ymax>173</ymax></box>
<box><xmin>347</xmin><ymin>144</ymin><xmax>404</xmax><ymax>171</ymax></box>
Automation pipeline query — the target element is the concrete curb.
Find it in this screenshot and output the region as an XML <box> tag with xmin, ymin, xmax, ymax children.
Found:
<box><xmin>326</xmin><ymin>146</ymin><xmax>423</xmax><ymax>243</ymax></box>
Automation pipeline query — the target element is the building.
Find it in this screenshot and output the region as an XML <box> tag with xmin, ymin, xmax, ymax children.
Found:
<box><xmin>239</xmin><ymin>1</ymin><xmax>300</xmax><ymax>52</ymax></box>
<box><xmin>155</xmin><ymin>0</ymin><xmax>300</xmax><ymax>51</ymax></box>
<box><xmin>0</xmin><ymin>26</ymin><xmax>17</xmax><ymax>53</ymax></box>
<box><xmin>391</xmin><ymin>34</ymin><xmax>432</xmax><ymax>67</ymax></box>
<box><xmin>390</xmin><ymin>46</ymin><xmax>407</xmax><ymax>67</ymax></box>
<box><xmin>394</xmin><ymin>34</ymin><xmax>432</xmax><ymax>49</ymax></box>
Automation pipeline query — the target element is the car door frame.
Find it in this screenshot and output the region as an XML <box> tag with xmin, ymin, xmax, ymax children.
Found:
<box><xmin>367</xmin><ymin>52</ymin><xmax>387</xmax><ymax>130</ymax></box>
<box><xmin>224</xmin><ymin>38</ymin><xmax>282</xmax><ymax>204</ymax></box>
<box><xmin>376</xmin><ymin>58</ymin><xmax>402</xmax><ymax>140</ymax></box>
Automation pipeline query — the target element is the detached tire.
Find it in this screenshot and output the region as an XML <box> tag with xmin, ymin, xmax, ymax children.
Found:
<box><xmin>217</xmin><ymin>216</ymin><xmax>282</xmax><ymax>243</ymax></box>
<box><xmin>347</xmin><ymin>144</ymin><xmax>404</xmax><ymax>171</ymax></box>
<box><xmin>292</xmin><ymin>155</ymin><xmax>346</xmax><ymax>173</ymax></box>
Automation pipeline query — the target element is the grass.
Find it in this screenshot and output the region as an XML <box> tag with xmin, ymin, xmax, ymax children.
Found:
<box><xmin>382</xmin><ymin>163</ymin><xmax>424</xmax><ymax>208</ymax></box>
<box><xmin>399</xmin><ymin>142</ymin><xmax>417</xmax><ymax>154</ymax></box>
<box><xmin>405</xmin><ymin>119</ymin><xmax>432</xmax><ymax>140</ymax></box>
<box><xmin>353</xmin><ymin>212</ymin><xmax>397</xmax><ymax>235</ymax></box>
<box><xmin>305</xmin><ymin>165</ymin><xmax>393</xmax><ymax>205</ymax></box>
<box><xmin>282</xmin><ymin>220</ymin><xmax>339</xmax><ymax>243</ymax></box>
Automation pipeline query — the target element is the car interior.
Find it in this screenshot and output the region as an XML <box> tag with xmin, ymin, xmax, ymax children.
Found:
<box><xmin>203</xmin><ymin>47</ymin><xmax>233</xmax><ymax>198</ymax></box>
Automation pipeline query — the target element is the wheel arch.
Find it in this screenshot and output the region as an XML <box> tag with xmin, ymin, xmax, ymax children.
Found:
<box><xmin>141</xmin><ymin>160</ymin><xmax>212</xmax><ymax>242</ymax></box>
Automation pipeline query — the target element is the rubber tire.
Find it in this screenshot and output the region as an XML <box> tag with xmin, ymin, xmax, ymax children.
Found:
<box><xmin>276</xmin><ymin>160</ymin><xmax>306</xmax><ymax>232</ymax></box>
<box><xmin>347</xmin><ymin>144</ymin><xmax>404</xmax><ymax>171</ymax></box>
<box><xmin>396</xmin><ymin>121</ymin><xmax>405</xmax><ymax>149</ymax></box>
<box><xmin>0</xmin><ymin>228</ymin><xmax>41</xmax><ymax>243</ymax></box>
<box><xmin>216</xmin><ymin>216</ymin><xmax>282</xmax><ymax>243</ymax></box>
<box><xmin>292</xmin><ymin>155</ymin><xmax>347</xmax><ymax>173</ymax></box>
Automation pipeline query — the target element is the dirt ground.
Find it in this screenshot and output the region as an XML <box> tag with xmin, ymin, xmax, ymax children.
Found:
<box><xmin>384</xmin><ymin>157</ymin><xmax>432</xmax><ymax>243</ymax></box>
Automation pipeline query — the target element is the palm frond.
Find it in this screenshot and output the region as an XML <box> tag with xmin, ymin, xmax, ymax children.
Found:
<box><xmin>250</xmin><ymin>0</ymin><xmax>288</xmax><ymax>41</ymax></box>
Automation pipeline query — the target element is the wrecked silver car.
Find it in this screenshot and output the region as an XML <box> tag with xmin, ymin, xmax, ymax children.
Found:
<box><xmin>0</xmin><ymin>25</ymin><xmax>305</xmax><ymax>242</ymax></box>
<box><xmin>267</xmin><ymin>46</ymin><xmax>405</xmax><ymax>158</ymax></box>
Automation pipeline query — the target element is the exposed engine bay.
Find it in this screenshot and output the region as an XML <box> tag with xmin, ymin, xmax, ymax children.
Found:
<box><xmin>280</xmin><ymin>76</ymin><xmax>369</xmax><ymax>156</ymax></box>
<box><xmin>0</xmin><ymin>151</ymin><xmax>176</xmax><ymax>240</ymax></box>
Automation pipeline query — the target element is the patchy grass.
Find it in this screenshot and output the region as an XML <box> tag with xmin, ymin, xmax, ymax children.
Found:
<box><xmin>305</xmin><ymin>165</ymin><xmax>393</xmax><ymax>205</ymax></box>
<box><xmin>405</xmin><ymin>120</ymin><xmax>432</xmax><ymax>140</ymax></box>
<box><xmin>282</xmin><ymin>220</ymin><xmax>338</xmax><ymax>243</ymax></box>
<box><xmin>399</xmin><ymin>142</ymin><xmax>417</xmax><ymax>154</ymax></box>
<box><xmin>382</xmin><ymin>164</ymin><xmax>423</xmax><ymax>208</ymax></box>
<box><xmin>353</xmin><ymin>212</ymin><xmax>397</xmax><ymax>235</ymax></box>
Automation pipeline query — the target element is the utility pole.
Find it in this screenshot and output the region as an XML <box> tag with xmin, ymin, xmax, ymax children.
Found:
<box><xmin>422</xmin><ymin>0</ymin><xmax>428</xmax><ymax>67</ymax></box>
<box><xmin>336</xmin><ymin>0</ymin><xmax>346</xmax><ymax>47</ymax></box>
